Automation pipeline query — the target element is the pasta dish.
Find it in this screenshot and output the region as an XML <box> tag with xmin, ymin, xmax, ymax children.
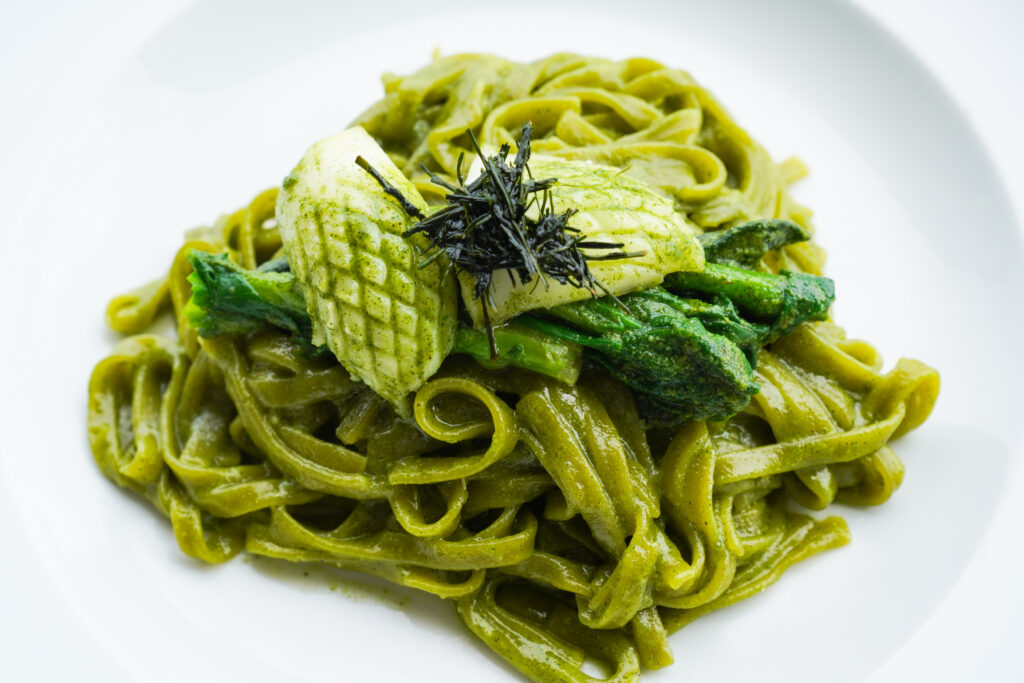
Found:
<box><xmin>87</xmin><ymin>53</ymin><xmax>939</xmax><ymax>682</ymax></box>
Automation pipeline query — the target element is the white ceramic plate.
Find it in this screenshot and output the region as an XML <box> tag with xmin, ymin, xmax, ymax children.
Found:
<box><xmin>2</xmin><ymin>1</ymin><xmax>1022</xmax><ymax>681</ymax></box>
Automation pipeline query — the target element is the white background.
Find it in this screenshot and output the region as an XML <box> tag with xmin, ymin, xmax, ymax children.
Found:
<box><xmin>817</xmin><ymin>3</ymin><xmax>1024</xmax><ymax>680</ymax></box>
<box><xmin>1</xmin><ymin>1</ymin><xmax>1021</xmax><ymax>681</ymax></box>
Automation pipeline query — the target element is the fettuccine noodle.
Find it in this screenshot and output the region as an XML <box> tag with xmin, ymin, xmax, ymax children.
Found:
<box><xmin>89</xmin><ymin>53</ymin><xmax>938</xmax><ymax>682</ymax></box>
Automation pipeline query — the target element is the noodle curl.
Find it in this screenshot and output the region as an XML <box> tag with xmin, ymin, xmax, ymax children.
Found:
<box><xmin>87</xmin><ymin>53</ymin><xmax>938</xmax><ymax>682</ymax></box>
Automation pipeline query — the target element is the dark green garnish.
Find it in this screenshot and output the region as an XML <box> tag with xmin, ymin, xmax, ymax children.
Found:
<box><xmin>520</xmin><ymin>288</ymin><xmax>761</xmax><ymax>422</ymax></box>
<box><xmin>184</xmin><ymin>251</ymin><xmax>312</xmax><ymax>340</ymax></box>
<box><xmin>357</xmin><ymin>122</ymin><xmax>641</xmax><ymax>358</ymax></box>
<box><xmin>664</xmin><ymin>263</ymin><xmax>834</xmax><ymax>344</ymax></box>
<box><xmin>514</xmin><ymin>219</ymin><xmax>836</xmax><ymax>423</ymax></box>
<box><xmin>697</xmin><ymin>218</ymin><xmax>811</xmax><ymax>269</ymax></box>
<box><xmin>518</xmin><ymin>262</ymin><xmax>833</xmax><ymax>423</ymax></box>
<box><xmin>354</xmin><ymin>156</ymin><xmax>426</xmax><ymax>221</ymax></box>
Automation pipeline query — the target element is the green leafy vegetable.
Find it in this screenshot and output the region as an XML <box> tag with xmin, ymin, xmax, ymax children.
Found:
<box><xmin>697</xmin><ymin>218</ymin><xmax>811</xmax><ymax>269</ymax></box>
<box><xmin>183</xmin><ymin>250</ymin><xmax>581</xmax><ymax>384</ymax></box>
<box><xmin>453</xmin><ymin>323</ymin><xmax>582</xmax><ymax>384</ymax></box>
<box><xmin>184</xmin><ymin>245</ymin><xmax>834</xmax><ymax>423</ymax></box>
<box><xmin>515</xmin><ymin>219</ymin><xmax>836</xmax><ymax>422</ymax></box>
<box><xmin>184</xmin><ymin>252</ymin><xmax>312</xmax><ymax>339</ymax></box>
<box><xmin>681</xmin><ymin>217</ymin><xmax>835</xmax><ymax>344</ymax></box>
<box><xmin>664</xmin><ymin>263</ymin><xmax>834</xmax><ymax>341</ymax></box>
<box><xmin>184</xmin><ymin>214</ymin><xmax>834</xmax><ymax>424</ymax></box>
<box><xmin>622</xmin><ymin>287</ymin><xmax>769</xmax><ymax>364</ymax></box>
<box><xmin>520</xmin><ymin>289</ymin><xmax>760</xmax><ymax>422</ymax></box>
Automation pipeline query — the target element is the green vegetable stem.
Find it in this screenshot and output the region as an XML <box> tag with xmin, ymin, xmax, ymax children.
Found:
<box><xmin>183</xmin><ymin>216</ymin><xmax>835</xmax><ymax>424</ymax></box>
<box><xmin>184</xmin><ymin>252</ymin><xmax>311</xmax><ymax>339</ymax></box>
<box><xmin>184</xmin><ymin>250</ymin><xmax>582</xmax><ymax>384</ymax></box>
<box><xmin>519</xmin><ymin>289</ymin><xmax>761</xmax><ymax>422</ymax></box>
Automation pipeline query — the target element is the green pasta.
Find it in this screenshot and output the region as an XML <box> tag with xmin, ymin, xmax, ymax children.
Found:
<box><xmin>88</xmin><ymin>53</ymin><xmax>939</xmax><ymax>682</ymax></box>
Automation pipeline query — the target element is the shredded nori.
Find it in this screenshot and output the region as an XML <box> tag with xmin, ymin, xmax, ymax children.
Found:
<box><xmin>357</xmin><ymin>122</ymin><xmax>641</xmax><ymax>358</ymax></box>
